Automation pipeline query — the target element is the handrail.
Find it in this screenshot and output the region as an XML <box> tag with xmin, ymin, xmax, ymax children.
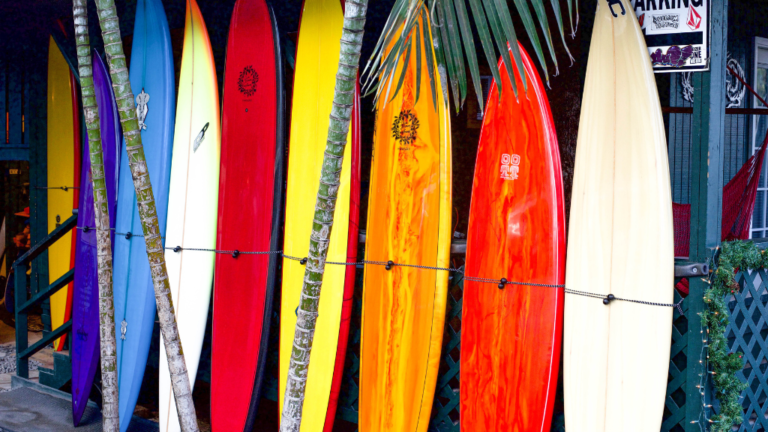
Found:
<box><xmin>14</xmin><ymin>212</ymin><xmax>78</xmax><ymax>379</ymax></box>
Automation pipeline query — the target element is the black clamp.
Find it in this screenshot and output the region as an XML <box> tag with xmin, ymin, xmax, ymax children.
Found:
<box><xmin>498</xmin><ymin>278</ymin><xmax>507</xmax><ymax>289</ymax></box>
<box><xmin>674</xmin><ymin>263</ymin><xmax>710</xmax><ymax>278</ymax></box>
<box><xmin>300</xmin><ymin>257</ymin><xmax>308</xmax><ymax>265</ymax></box>
<box><xmin>607</xmin><ymin>0</ymin><xmax>626</xmax><ymax>18</ymax></box>
<box><xmin>173</xmin><ymin>246</ymin><xmax>182</xmax><ymax>253</ymax></box>
<box><xmin>385</xmin><ymin>260</ymin><xmax>394</xmax><ymax>270</ymax></box>
<box><xmin>232</xmin><ymin>250</ymin><xmax>240</xmax><ymax>259</ymax></box>
<box><xmin>82</xmin><ymin>226</ymin><xmax>90</xmax><ymax>233</ymax></box>
<box><xmin>603</xmin><ymin>294</ymin><xmax>616</xmax><ymax>305</ymax></box>
<box><xmin>125</xmin><ymin>231</ymin><xmax>133</xmax><ymax>240</ymax></box>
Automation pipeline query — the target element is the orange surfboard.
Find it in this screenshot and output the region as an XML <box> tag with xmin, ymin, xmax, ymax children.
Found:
<box><xmin>359</xmin><ymin>13</ymin><xmax>452</xmax><ymax>432</ymax></box>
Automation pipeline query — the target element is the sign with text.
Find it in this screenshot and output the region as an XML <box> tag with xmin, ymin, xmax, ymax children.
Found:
<box><xmin>631</xmin><ymin>0</ymin><xmax>711</xmax><ymax>72</ymax></box>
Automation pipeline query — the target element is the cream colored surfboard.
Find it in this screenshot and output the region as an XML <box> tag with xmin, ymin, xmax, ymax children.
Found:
<box><xmin>563</xmin><ymin>0</ymin><xmax>674</xmax><ymax>431</ymax></box>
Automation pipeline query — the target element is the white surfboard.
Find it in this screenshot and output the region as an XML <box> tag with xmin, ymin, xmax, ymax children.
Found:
<box><xmin>563</xmin><ymin>0</ymin><xmax>674</xmax><ymax>431</ymax></box>
<box><xmin>158</xmin><ymin>1</ymin><xmax>220</xmax><ymax>431</ymax></box>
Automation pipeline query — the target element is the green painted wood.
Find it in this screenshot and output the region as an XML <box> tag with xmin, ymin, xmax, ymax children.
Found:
<box><xmin>13</xmin><ymin>213</ymin><xmax>76</xmax><ymax>267</ymax></box>
<box><xmin>18</xmin><ymin>267</ymin><xmax>73</xmax><ymax>314</ymax></box>
<box><xmin>18</xmin><ymin>319</ymin><xmax>71</xmax><ymax>360</ymax></box>
<box><xmin>725</xmin><ymin>269</ymin><xmax>768</xmax><ymax>431</ymax></box>
<box><xmin>662</xmin><ymin>288</ymin><xmax>689</xmax><ymax>432</ymax></box>
<box><xmin>684</xmin><ymin>1</ymin><xmax>729</xmax><ymax>430</ymax></box>
<box><xmin>7</xmin><ymin>62</ymin><xmax>22</xmax><ymax>146</ymax></box>
<box><xmin>14</xmin><ymin>258</ymin><xmax>28</xmax><ymax>378</ymax></box>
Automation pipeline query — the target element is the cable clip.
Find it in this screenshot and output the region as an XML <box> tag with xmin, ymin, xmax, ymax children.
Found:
<box><xmin>603</xmin><ymin>294</ymin><xmax>616</xmax><ymax>305</ymax></box>
<box><xmin>82</xmin><ymin>226</ymin><xmax>90</xmax><ymax>233</ymax></box>
<box><xmin>498</xmin><ymin>278</ymin><xmax>507</xmax><ymax>289</ymax></box>
<box><xmin>125</xmin><ymin>231</ymin><xmax>132</xmax><ymax>240</ymax></box>
<box><xmin>232</xmin><ymin>250</ymin><xmax>240</xmax><ymax>259</ymax></box>
<box><xmin>385</xmin><ymin>260</ymin><xmax>394</xmax><ymax>270</ymax></box>
<box><xmin>173</xmin><ymin>246</ymin><xmax>182</xmax><ymax>253</ymax></box>
<box><xmin>300</xmin><ymin>257</ymin><xmax>308</xmax><ymax>265</ymax></box>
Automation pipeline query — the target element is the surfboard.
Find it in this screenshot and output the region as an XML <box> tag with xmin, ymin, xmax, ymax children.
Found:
<box><xmin>278</xmin><ymin>0</ymin><xmax>360</xmax><ymax>430</ymax></box>
<box><xmin>211</xmin><ymin>1</ymin><xmax>284</xmax><ymax>430</ymax></box>
<box><xmin>47</xmin><ymin>36</ymin><xmax>80</xmax><ymax>351</ymax></box>
<box><xmin>158</xmin><ymin>0</ymin><xmax>220</xmax><ymax>430</ymax></box>
<box><xmin>460</xmin><ymin>44</ymin><xmax>566</xmax><ymax>431</ymax></box>
<box><xmin>359</xmin><ymin>12</ymin><xmax>452</xmax><ymax>432</ymax></box>
<box><xmin>112</xmin><ymin>0</ymin><xmax>175</xmax><ymax>429</ymax></box>
<box><xmin>564</xmin><ymin>0</ymin><xmax>674</xmax><ymax>430</ymax></box>
<box><xmin>71</xmin><ymin>51</ymin><xmax>121</xmax><ymax>426</ymax></box>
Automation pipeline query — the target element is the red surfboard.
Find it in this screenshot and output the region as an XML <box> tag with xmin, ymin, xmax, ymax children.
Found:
<box><xmin>60</xmin><ymin>70</ymin><xmax>81</xmax><ymax>352</ymax></box>
<box><xmin>460</xmin><ymin>44</ymin><xmax>566</xmax><ymax>431</ymax></box>
<box><xmin>211</xmin><ymin>0</ymin><xmax>285</xmax><ymax>430</ymax></box>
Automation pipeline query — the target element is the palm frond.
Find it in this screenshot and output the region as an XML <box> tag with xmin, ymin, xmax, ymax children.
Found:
<box><xmin>363</xmin><ymin>0</ymin><xmax>577</xmax><ymax>111</ymax></box>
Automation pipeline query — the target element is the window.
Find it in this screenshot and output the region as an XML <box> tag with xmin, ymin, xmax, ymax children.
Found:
<box><xmin>751</xmin><ymin>37</ymin><xmax>768</xmax><ymax>238</ymax></box>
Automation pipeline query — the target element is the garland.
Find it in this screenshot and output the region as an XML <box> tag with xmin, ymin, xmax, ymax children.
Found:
<box><xmin>702</xmin><ymin>241</ymin><xmax>754</xmax><ymax>431</ymax></box>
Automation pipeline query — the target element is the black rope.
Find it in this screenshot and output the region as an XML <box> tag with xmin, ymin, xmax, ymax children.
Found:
<box><xmin>157</xmin><ymin>245</ymin><xmax>682</xmax><ymax>311</ymax></box>
<box><xmin>35</xmin><ymin>186</ymin><xmax>79</xmax><ymax>191</ymax></box>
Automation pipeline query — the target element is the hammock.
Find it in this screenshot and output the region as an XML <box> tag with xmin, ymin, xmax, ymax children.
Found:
<box><xmin>673</xmin><ymin>138</ymin><xmax>768</xmax><ymax>258</ymax></box>
<box><xmin>674</xmin><ymin>64</ymin><xmax>768</xmax><ymax>259</ymax></box>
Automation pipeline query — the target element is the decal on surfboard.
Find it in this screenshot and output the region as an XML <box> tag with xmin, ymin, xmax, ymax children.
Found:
<box><xmin>238</xmin><ymin>66</ymin><xmax>259</xmax><ymax>97</ymax></box>
<box><xmin>607</xmin><ymin>0</ymin><xmax>625</xmax><ymax>17</ymax></box>
<box><xmin>193</xmin><ymin>122</ymin><xmax>210</xmax><ymax>152</ymax></box>
<box><xmin>391</xmin><ymin>109</ymin><xmax>419</xmax><ymax>150</ymax></box>
<box><xmin>500</xmin><ymin>153</ymin><xmax>521</xmax><ymax>181</ymax></box>
<box><xmin>121</xmin><ymin>320</ymin><xmax>127</xmax><ymax>340</ymax></box>
<box><xmin>136</xmin><ymin>89</ymin><xmax>150</xmax><ymax>131</ymax></box>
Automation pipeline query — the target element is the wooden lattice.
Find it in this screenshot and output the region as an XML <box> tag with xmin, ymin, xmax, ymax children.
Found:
<box><xmin>726</xmin><ymin>269</ymin><xmax>768</xmax><ymax>431</ymax></box>
<box><xmin>663</xmin><ymin>289</ymin><xmax>689</xmax><ymax>432</ymax></box>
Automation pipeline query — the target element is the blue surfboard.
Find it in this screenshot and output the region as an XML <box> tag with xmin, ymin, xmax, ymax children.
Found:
<box><xmin>112</xmin><ymin>0</ymin><xmax>175</xmax><ymax>429</ymax></box>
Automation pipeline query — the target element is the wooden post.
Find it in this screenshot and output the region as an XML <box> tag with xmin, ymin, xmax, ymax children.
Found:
<box><xmin>14</xmin><ymin>259</ymin><xmax>28</xmax><ymax>379</ymax></box>
<box><xmin>686</xmin><ymin>0</ymin><xmax>728</xmax><ymax>429</ymax></box>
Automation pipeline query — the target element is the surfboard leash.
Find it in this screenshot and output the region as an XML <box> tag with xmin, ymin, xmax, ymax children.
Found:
<box><xmin>73</xmin><ymin>231</ymin><xmax>685</xmax><ymax>313</ymax></box>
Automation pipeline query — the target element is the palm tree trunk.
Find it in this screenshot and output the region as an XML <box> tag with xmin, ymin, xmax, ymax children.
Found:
<box><xmin>91</xmin><ymin>1</ymin><xmax>199</xmax><ymax>430</ymax></box>
<box><xmin>72</xmin><ymin>2</ymin><xmax>119</xmax><ymax>430</ymax></box>
<box><xmin>279</xmin><ymin>1</ymin><xmax>368</xmax><ymax>431</ymax></box>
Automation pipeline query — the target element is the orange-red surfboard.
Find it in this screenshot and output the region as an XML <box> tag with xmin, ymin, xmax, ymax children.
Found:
<box><xmin>359</xmin><ymin>13</ymin><xmax>452</xmax><ymax>432</ymax></box>
<box><xmin>460</xmin><ymin>44</ymin><xmax>566</xmax><ymax>431</ymax></box>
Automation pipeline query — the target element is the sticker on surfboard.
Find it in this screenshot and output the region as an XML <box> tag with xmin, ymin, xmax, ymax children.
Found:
<box><xmin>136</xmin><ymin>89</ymin><xmax>149</xmax><ymax>131</ymax></box>
<box><xmin>193</xmin><ymin>122</ymin><xmax>210</xmax><ymax>152</ymax></box>
<box><xmin>500</xmin><ymin>153</ymin><xmax>521</xmax><ymax>181</ymax></box>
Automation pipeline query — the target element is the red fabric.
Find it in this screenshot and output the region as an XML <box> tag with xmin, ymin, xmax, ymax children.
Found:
<box><xmin>675</xmin><ymin>277</ymin><xmax>690</xmax><ymax>297</ymax></box>
<box><xmin>673</xmin><ymin>203</ymin><xmax>691</xmax><ymax>258</ymax></box>
<box><xmin>672</xmin><ymin>138</ymin><xmax>768</xmax><ymax>256</ymax></box>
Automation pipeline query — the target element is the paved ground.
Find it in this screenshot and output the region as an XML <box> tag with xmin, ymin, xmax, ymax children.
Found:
<box><xmin>0</xmin><ymin>386</ymin><xmax>158</xmax><ymax>432</ymax></box>
<box><xmin>0</xmin><ymin>301</ymin><xmax>53</xmax><ymax>392</ymax></box>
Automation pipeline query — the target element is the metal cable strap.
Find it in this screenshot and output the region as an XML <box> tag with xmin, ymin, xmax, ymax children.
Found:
<box><xmin>151</xmin><ymin>244</ymin><xmax>683</xmax><ymax>311</ymax></box>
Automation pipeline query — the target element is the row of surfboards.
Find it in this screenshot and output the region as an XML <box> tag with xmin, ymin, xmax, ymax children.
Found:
<box><xmin>43</xmin><ymin>0</ymin><xmax>672</xmax><ymax>430</ymax></box>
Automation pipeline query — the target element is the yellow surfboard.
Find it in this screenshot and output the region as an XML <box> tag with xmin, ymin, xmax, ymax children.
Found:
<box><xmin>359</xmin><ymin>13</ymin><xmax>452</xmax><ymax>432</ymax></box>
<box><xmin>279</xmin><ymin>0</ymin><xmax>353</xmax><ymax>430</ymax></box>
<box><xmin>47</xmin><ymin>37</ymin><xmax>78</xmax><ymax>350</ymax></box>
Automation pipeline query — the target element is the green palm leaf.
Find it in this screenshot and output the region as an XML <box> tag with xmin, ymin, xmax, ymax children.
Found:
<box><xmin>364</xmin><ymin>0</ymin><xmax>576</xmax><ymax>110</ymax></box>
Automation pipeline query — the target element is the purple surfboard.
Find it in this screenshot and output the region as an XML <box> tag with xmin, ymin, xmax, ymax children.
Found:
<box><xmin>71</xmin><ymin>51</ymin><xmax>121</xmax><ymax>426</ymax></box>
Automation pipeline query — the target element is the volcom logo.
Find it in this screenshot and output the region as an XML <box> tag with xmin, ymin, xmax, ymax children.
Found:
<box><xmin>136</xmin><ymin>89</ymin><xmax>149</xmax><ymax>130</ymax></box>
<box><xmin>500</xmin><ymin>153</ymin><xmax>521</xmax><ymax>181</ymax></box>
<box><xmin>391</xmin><ymin>109</ymin><xmax>420</xmax><ymax>149</ymax></box>
<box><xmin>607</xmin><ymin>0</ymin><xmax>625</xmax><ymax>17</ymax></box>
<box><xmin>193</xmin><ymin>122</ymin><xmax>210</xmax><ymax>153</ymax></box>
<box><xmin>238</xmin><ymin>66</ymin><xmax>259</xmax><ymax>97</ymax></box>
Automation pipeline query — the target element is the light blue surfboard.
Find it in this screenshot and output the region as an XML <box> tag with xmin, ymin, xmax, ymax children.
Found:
<box><xmin>112</xmin><ymin>0</ymin><xmax>175</xmax><ymax>429</ymax></box>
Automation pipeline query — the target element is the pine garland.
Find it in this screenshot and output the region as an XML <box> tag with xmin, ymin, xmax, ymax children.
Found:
<box><xmin>703</xmin><ymin>240</ymin><xmax>755</xmax><ymax>431</ymax></box>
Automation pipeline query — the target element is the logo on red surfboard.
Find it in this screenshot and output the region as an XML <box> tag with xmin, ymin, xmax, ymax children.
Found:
<box><xmin>238</xmin><ymin>66</ymin><xmax>259</xmax><ymax>97</ymax></box>
<box><xmin>500</xmin><ymin>153</ymin><xmax>521</xmax><ymax>181</ymax></box>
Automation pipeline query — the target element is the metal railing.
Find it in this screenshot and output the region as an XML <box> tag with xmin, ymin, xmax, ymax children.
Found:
<box><xmin>13</xmin><ymin>212</ymin><xmax>77</xmax><ymax>378</ymax></box>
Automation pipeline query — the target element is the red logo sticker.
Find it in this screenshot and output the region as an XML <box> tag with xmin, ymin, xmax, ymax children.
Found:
<box><xmin>687</xmin><ymin>6</ymin><xmax>701</xmax><ymax>30</ymax></box>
